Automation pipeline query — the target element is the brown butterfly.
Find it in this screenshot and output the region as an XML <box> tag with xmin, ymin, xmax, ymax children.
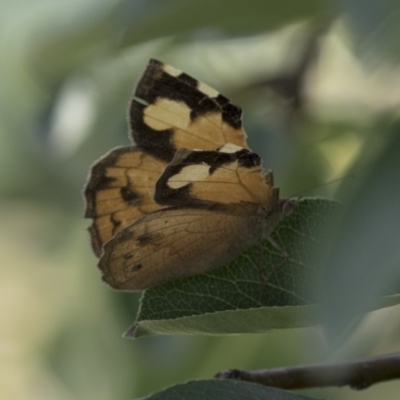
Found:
<box><xmin>84</xmin><ymin>59</ymin><xmax>288</xmax><ymax>291</ymax></box>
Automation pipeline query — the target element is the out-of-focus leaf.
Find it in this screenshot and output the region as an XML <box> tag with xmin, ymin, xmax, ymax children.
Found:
<box><xmin>120</xmin><ymin>0</ymin><xmax>330</xmax><ymax>48</ymax></box>
<box><xmin>140</xmin><ymin>380</ymin><xmax>322</xmax><ymax>400</ymax></box>
<box><xmin>343</xmin><ymin>0</ymin><xmax>400</xmax><ymax>64</ymax></box>
<box><xmin>28</xmin><ymin>1</ymin><xmax>120</xmax><ymax>82</ymax></box>
<box><xmin>320</xmin><ymin>121</ymin><xmax>400</xmax><ymax>349</ymax></box>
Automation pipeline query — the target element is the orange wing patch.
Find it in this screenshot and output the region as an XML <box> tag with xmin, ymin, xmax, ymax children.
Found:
<box><xmin>84</xmin><ymin>147</ymin><xmax>165</xmax><ymax>256</ymax></box>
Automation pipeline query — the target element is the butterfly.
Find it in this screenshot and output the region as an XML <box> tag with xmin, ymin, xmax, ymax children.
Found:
<box><xmin>84</xmin><ymin>59</ymin><xmax>289</xmax><ymax>291</ymax></box>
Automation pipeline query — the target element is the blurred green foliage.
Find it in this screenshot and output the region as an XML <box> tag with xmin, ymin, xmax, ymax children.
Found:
<box><xmin>1</xmin><ymin>0</ymin><xmax>400</xmax><ymax>399</ymax></box>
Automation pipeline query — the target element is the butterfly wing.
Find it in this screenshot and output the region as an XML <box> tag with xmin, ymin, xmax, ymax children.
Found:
<box><xmin>99</xmin><ymin>204</ymin><xmax>262</xmax><ymax>291</ymax></box>
<box><xmin>130</xmin><ymin>59</ymin><xmax>249</xmax><ymax>162</ymax></box>
<box><xmin>84</xmin><ymin>147</ymin><xmax>166</xmax><ymax>256</ymax></box>
<box><xmin>155</xmin><ymin>144</ymin><xmax>279</xmax><ymax>209</ymax></box>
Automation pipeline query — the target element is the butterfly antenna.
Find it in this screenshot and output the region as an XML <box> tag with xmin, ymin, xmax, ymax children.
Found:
<box><xmin>290</xmin><ymin>174</ymin><xmax>355</xmax><ymax>198</ymax></box>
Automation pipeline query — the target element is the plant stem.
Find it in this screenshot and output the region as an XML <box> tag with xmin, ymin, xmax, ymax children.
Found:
<box><xmin>215</xmin><ymin>352</ymin><xmax>400</xmax><ymax>390</ymax></box>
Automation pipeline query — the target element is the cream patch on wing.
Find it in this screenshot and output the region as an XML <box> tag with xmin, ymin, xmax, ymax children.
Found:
<box><xmin>162</xmin><ymin>63</ymin><xmax>219</xmax><ymax>98</ymax></box>
<box><xmin>218</xmin><ymin>143</ymin><xmax>243</xmax><ymax>153</ymax></box>
<box><xmin>197</xmin><ymin>81</ymin><xmax>219</xmax><ymax>97</ymax></box>
<box><xmin>165</xmin><ymin>158</ymin><xmax>273</xmax><ymax>205</ymax></box>
<box><xmin>143</xmin><ymin>99</ymin><xmax>192</xmax><ymax>131</ymax></box>
<box><xmin>143</xmin><ymin>98</ymin><xmax>233</xmax><ymax>148</ymax></box>
<box><xmin>163</xmin><ymin>63</ymin><xmax>181</xmax><ymax>77</ymax></box>
<box><xmin>167</xmin><ymin>165</ymin><xmax>211</xmax><ymax>189</ymax></box>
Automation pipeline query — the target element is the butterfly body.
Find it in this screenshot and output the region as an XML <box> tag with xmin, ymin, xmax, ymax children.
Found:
<box><xmin>85</xmin><ymin>59</ymin><xmax>286</xmax><ymax>291</ymax></box>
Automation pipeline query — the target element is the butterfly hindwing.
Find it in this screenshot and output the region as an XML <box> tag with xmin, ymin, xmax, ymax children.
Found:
<box><xmin>99</xmin><ymin>203</ymin><xmax>263</xmax><ymax>291</ymax></box>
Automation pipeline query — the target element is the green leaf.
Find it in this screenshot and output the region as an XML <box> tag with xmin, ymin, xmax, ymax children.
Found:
<box><xmin>130</xmin><ymin>296</ymin><xmax>400</xmax><ymax>338</ymax></box>
<box><xmin>128</xmin><ymin>197</ymin><xmax>400</xmax><ymax>337</ymax></box>
<box><xmin>139</xmin><ymin>380</ymin><xmax>322</xmax><ymax>400</ymax></box>
<box><xmin>128</xmin><ymin>199</ymin><xmax>327</xmax><ymax>337</ymax></box>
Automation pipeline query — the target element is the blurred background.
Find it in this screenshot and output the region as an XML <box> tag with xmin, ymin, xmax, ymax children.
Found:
<box><xmin>1</xmin><ymin>0</ymin><xmax>400</xmax><ymax>399</ymax></box>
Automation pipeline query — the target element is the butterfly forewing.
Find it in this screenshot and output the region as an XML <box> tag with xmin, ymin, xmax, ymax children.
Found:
<box><xmin>155</xmin><ymin>145</ymin><xmax>278</xmax><ymax>208</ymax></box>
<box><xmin>84</xmin><ymin>147</ymin><xmax>165</xmax><ymax>255</ymax></box>
<box><xmin>130</xmin><ymin>59</ymin><xmax>249</xmax><ymax>162</ymax></box>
